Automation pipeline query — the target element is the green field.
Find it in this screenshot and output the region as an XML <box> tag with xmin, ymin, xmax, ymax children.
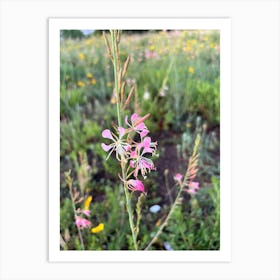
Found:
<box><xmin>60</xmin><ymin>30</ymin><xmax>220</xmax><ymax>250</ymax></box>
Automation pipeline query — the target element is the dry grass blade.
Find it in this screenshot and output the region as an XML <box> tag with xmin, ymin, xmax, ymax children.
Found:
<box><xmin>121</xmin><ymin>81</ymin><xmax>126</xmax><ymax>105</ymax></box>
<box><xmin>103</xmin><ymin>31</ymin><xmax>113</xmax><ymax>62</ymax></box>
<box><xmin>184</xmin><ymin>134</ymin><xmax>200</xmax><ymax>187</ymax></box>
<box><xmin>122</xmin><ymin>55</ymin><xmax>131</xmax><ymax>78</ymax></box>
<box><xmin>123</xmin><ymin>84</ymin><xmax>136</xmax><ymax>109</ymax></box>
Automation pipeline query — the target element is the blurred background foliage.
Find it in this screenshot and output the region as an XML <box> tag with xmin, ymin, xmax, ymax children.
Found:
<box><xmin>60</xmin><ymin>30</ymin><xmax>220</xmax><ymax>250</ymax></box>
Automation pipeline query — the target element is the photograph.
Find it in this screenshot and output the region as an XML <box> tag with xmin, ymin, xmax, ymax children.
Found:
<box><xmin>59</xmin><ymin>28</ymin><xmax>221</xmax><ymax>251</ymax></box>
<box><xmin>0</xmin><ymin>0</ymin><xmax>279</xmax><ymax>278</ymax></box>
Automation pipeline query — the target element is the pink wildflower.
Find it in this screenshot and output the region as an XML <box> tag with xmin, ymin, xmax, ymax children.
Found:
<box><xmin>102</xmin><ymin>129</ymin><xmax>114</xmax><ymax>140</ymax></box>
<box><xmin>75</xmin><ymin>216</ymin><xmax>91</xmax><ymax>229</ymax></box>
<box><xmin>101</xmin><ymin>127</ymin><xmax>130</xmax><ymax>161</ymax></box>
<box><xmin>145</xmin><ymin>50</ymin><xmax>159</xmax><ymax>59</ymax></box>
<box><xmin>187</xmin><ymin>181</ymin><xmax>200</xmax><ymax>195</ymax></box>
<box><xmin>174</xmin><ymin>173</ymin><xmax>183</xmax><ymax>182</ymax></box>
<box><xmin>137</xmin><ymin>137</ymin><xmax>157</xmax><ymax>155</ymax></box>
<box><xmin>125</xmin><ymin>113</ymin><xmax>149</xmax><ymax>137</ymax></box>
<box><xmin>130</xmin><ymin>150</ymin><xmax>155</xmax><ymax>178</ymax></box>
<box><xmin>81</xmin><ymin>210</ymin><xmax>91</xmax><ymax>217</ymax></box>
<box><xmin>127</xmin><ymin>179</ymin><xmax>145</xmax><ymax>193</ymax></box>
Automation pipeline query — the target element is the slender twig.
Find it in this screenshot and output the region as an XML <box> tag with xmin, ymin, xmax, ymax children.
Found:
<box><xmin>144</xmin><ymin>185</ymin><xmax>183</xmax><ymax>250</ymax></box>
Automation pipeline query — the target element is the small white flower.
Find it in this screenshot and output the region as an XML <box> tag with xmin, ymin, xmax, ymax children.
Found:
<box><xmin>143</xmin><ymin>91</ymin><xmax>150</xmax><ymax>100</ymax></box>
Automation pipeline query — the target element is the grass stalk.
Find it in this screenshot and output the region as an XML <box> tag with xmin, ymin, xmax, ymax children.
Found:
<box><xmin>110</xmin><ymin>30</ymin><xmax>122</xmax><ymax>126</ymax></box>
<box><xmin>144</xmin><ymin>186</ymin><xmax>183</xmax><ymax>250</ymax></box>
<box><xmin>110</xmin><ymin>30</ymin><xmax>138</xmax><ymax>250</ymax></box>
<box><xmin>145</xmin><ymin>134</ymin><xmax>200</xmax><ymax>250</ymax></box>
<box><xmin>66</xmin><ymin>171</ymin><xmax>85</xmax><ymax>250</ymax></box>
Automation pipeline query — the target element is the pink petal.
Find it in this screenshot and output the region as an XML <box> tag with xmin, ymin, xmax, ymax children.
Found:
<box><xmin>143</xmin><ymin>147</ymin><xmax>153</xmax><ymax>154</ymax></box>
<box><xmin>118</xmin><ymin>127</ymin><xmax>126</xmax><ymax>138</ymax></box>
<box><xmin>124</xmin><ymin>144</ymin><xmax>130</xmax><ymax>151</ymax></box>
<box><xmin>131</xmin><ymin>113</ymin><xmax>139</xmax><ymax>122</ymax></box>
<box><xmin>128</xmin><ymin>179</ymin><xmax>145</xmax><ymax>192</ymax></box>
<box><xmin>140</xmin><ymin>129</ymin><xmax>149</xmax><ymax>138</ymax></box>
<box><xmin>174</xmin><ymin>173</ymin><xmax>183</xmax><ymax>181</ymax></box>
<box><xmin>136</xmin><ymin>122</ymin><xmax>145</xmax><ymax>130</ymax></box>
<box><xmin>101</xmin><ymin>143</ymin><xmax>112</xmax><ymax>152</ymax></box>
<box><xmin>187</xmin><ymin>188</ymin><xmax>197</xmax><ymax>195</ymax></box>
<box><xmin>130</xmin><ymin>150</ymin><xmax>137</xmax><ymax>158</ymax></box>
<box><xmin>189</xmin><ymin>181</ymin><xmax>200</xmax><ymax>190</ymax></box>
<box><xmin>102</xmin><ymin>129</ymin><xmax>114</xmax><ymax>140</ymax></box>
<box><xmin>81</xmin><ymin>219</ymin><xmax>91</xmax><ymax>227</ymax></box>
<box><xmin>125</xmin><ymin>115</ymin><xmax>129</xmax><ymax>126</ymax></box>
<box><xmin>141</xmin><ymin>160</ymin><xmax>153</xmax><ymax>169</ymax></box>
<box><xmin>135</xmin><ymin>180</ymin><xmax>145</xmax><ymax>192</ymax></box>
<box><xmin>82</xmin><ymin>210</ymin><xmax>91</xmax><ymax>217</ymax></box>
<box><xmin>138</xmin><ymin>137</ymin><xmax>153</xmax><ymax>153</ymax></box>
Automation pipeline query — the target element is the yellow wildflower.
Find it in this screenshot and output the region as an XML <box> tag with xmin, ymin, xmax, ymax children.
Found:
<box><xmin>189</xmin><ymin>39</ymin><xmax>197</xmax><ymax>45</ymax></box>
<box><xmin>149</xmin><ymin>45</ymin><xmax>155</xmax><ymax>51</ymax></box>
<box><xmin>90</xmin><ymin>79</ymin><xmax>96</xmax><ymax>85</ymax></box>
<box><xmin>188</xmin><ymin>66</ymin><xmax>195</xmax><ymax>74</ymax></box>
<box><xmin>87</xmin><ymin>73</ymin><xmax>93</xmax><ymax>79</ymax></box>
<box><xmin>210</xmin><ymin>42</ymin><xmax>216</xmax><ymax>48</ymax></box>
<box><xmin>83</xmin><ymin>196</ymin><xmax>92</xmax><ymax>211</ymax></box>
<box><xmin>85</xmin><ymin>39</ymin><xmax>93</xmax><ymax>45</ymax></box>
<box><xmin>199</xmin><ymin>43</ymin><xmax>204</xmax><ymax>49</ymax></box>
<box><xmin>91</xmin><ymin>223</ymin><xmax>104</xmax><ymax>233</ymax></box>
<box><xmin>184</xmin><ymin>44</ymin><xmax>191</xmax><ymax>52</ymax></box>
<box><xmin>107</xmin><ymin>82</ymin><xmax>112</xmax><ymax>88</ymax></box>
<box><xmin>186</xmin><ymin>122</ymin><xmax>192</xmax><ymax>128</ymax></box>
<box><xmin>77</xmin><ymin>80</ymin><xmax>85</xmax><ymax>87</ymax></box>
<box><xmin>111</xmin><ymin>94</ymin><xmax>117</xmax><ymax>104</ymax></box>
<box><xmin>79</xmin><ymin>53</ymin><xmax>85</xmax><ymax>60</ymax></box>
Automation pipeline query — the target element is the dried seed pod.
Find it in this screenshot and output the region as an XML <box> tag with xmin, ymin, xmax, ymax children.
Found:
<box><xmin>122</xmin><ymin>55</ymin><xmax>131</xmax><ymax>78</ymax></box>
<box><xmin>116</xmin><ymin>30</ymin><xmax>121</xmax><ymax>43</ymax></box>
<box><xmin>103</xmin><ymin>31</ymin><xmax>113</xmax><ymax>62</ymax></box>
<box><xmin>123</xmin><ymin>84</ymin><xmax>136</xmax><ymax>109</ymax></box>
<box><xmin>117</xmin><ymin>67</ymin><xmax>122</xmax><ymax>94</ymax></box>
<box><xmin>120</xmin><ymin>81</ymin><xmax>126</xmax><ymax>105</ymax></box>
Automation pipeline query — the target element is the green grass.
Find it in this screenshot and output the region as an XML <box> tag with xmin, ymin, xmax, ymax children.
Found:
<box><xmin>59</xmin><ymin>30</ymin><xmax>220</xmax><ymax>250</ymax></box>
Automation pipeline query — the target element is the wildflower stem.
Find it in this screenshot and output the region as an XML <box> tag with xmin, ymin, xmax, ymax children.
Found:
<box><xmin>66</xmin><ymin>173</ymin><xmax>85</xmax><ymax>250</ymax></box>
<box><xmin>144</xmin><ymin>185</ymin><xmax>183</xmax><ymax>250</ymax></box>
<box><xmin>144</xmin><ymin>134</ymin><xmax>200</xmax><ymax>250</ymax></box>
<box><xmin>122</xmin><ymin>176</ymin><xmax>138</xmax><ymax>250</ymax></box>
<box><xmin>110</xmin><ymin>30</ymin><xmax>137</xmax><ymax>250</ymax></box>
<box><xmin>110</xmin><ymin>30</ymin><xmax>122</xmax><ymax>126</ymax></box>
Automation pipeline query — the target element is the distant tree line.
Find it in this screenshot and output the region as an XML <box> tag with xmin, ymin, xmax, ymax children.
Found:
<box><xmin>60</xmin><ymin>30</ymin><xmax>158</xmax><ymax>40</ymax></box>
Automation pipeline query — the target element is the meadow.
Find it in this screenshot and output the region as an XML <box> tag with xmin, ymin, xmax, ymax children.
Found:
<box><xmin>60</xmin><ymin>30</ymin><xmax>220</xmax><ymax>250</ymax></box>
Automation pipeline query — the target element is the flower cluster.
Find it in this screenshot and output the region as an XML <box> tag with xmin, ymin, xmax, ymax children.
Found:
<box><xmin>75</xmin><ymin>196</ymin><xmax>92</xmax><ymax>229</ymax></box>
<box><xmin>174</xmin><ymin>173</ymin><xmax>200</xmax><ymax>195</ymax></box>
<box><xmin>74</xmin><ymin>196</ymin><xmax>105</xmax><ymax>233</ymax></box>
<box><xmin>101</xmin><ymin>113</ymin><xmax>157</xmax><ymax>194</ymax></box>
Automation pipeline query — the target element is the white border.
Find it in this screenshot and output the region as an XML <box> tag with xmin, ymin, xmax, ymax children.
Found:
<box><xmin>49</xmin><ymin>18</ymin><xmax>231</xmax><ymax>262</ymax></box>
<box><xmin>1</xmin><ymin>1</ymin><xmax>279</xmax><ymax>279</ymax></box>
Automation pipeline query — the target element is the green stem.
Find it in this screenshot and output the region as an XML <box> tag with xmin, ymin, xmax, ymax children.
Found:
<box><xmin>122</xmin><ymin>170</ymin><xmax>138</xmax><ymax>250</ymax></box>
<box><xmin>110</xmin><ymin>30</ymin><xmax>122</xmax><ymax>126</ymax></box>
<box><xmin>110</xmin><ymin>30</ymin><xmax>137</xmax><ymax>250</ymax></box>
<box><xmin>144</xmin><ymin>185</ymin><xmax>183</xmax><ymax>250</ymax></box>
<box><xmin>69</xmin><ymin>185</ymin><xmax>85</xmax><ymax>250</ymax></box>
